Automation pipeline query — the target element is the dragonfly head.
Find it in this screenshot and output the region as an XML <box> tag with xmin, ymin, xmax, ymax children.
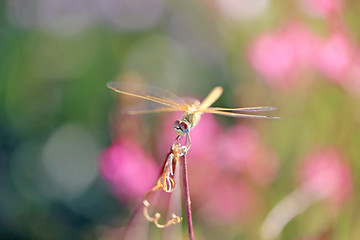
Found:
<box><xmin>173</xmin><ymin>120</ymin><xmax>190</xmax><ymax>136</ymax></box>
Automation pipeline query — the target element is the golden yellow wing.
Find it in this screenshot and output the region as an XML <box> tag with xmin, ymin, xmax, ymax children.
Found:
<box><xmin>201</xmin><ymin>109</ymin><xmax>280</xmax><ymax>119</ymax></box>
<box><xmin>107</xmin><ymin>82</ymin><xmax>189</xmax><ymax>114</ymax></box>
<box><xmin>207</xmin><ymin>106</ymin><xmax>277</xmax><ymax>112</ymax></box>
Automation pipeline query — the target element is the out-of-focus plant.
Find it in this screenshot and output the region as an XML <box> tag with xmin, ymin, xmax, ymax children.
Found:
<box><xmin>261</xmin><ymin>148</ymin><xmax>352</xmax><ymax>240</ymax></box>
<box><xmin>99</xmin><ymin>138</ymin><xmax>159</xmax><ymax>202</ymax></box>
<box><xmin>2</xmin><ymin>0</ymin><xmax>360</xmax><ymax>239</ymax></box>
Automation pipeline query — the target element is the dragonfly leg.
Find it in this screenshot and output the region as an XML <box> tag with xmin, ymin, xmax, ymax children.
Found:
<box><xmin>172</xmin><ymin>135</ymin><xmax>180</xmax><ymax>148</ymax></box>
<box><xmin>185</xmin><ymin>133</ymin><xmax>191</xmax><ymax>152</ymax></box>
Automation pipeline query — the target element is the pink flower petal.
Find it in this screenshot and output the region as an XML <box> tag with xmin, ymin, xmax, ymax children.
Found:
<box><xmin>198</xmin><ymin>177</ymin><xmax>259</xmax><ymax>223</ymax></box>
<box><xmin>298</xmin><ymin>148</ymin><xmax>353</xmax><ymax>205</ymax></box>
<box><xmin>249</xmin><ymin>22</ymin><xmax>319</xmax><ymax>89</ymax></box>
<box><xmin>301</xmin><ymin>0</ymin><xmax>345</xmax><ymax>17</ymax></box>
<box><xmin>99</xmin><ymin>138</ymin><xmax>159</xmax><ymax>201</ymax></box>
<box><xmin>314</xmin><ymin>33</ymin><xmax>353</xmax><ymax>83</ymax></box>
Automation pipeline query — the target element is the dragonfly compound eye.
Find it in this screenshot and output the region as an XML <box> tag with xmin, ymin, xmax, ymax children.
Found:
<box><xmin>179</xmin><ymin>122</ymin><xmax>190</xmax><ymax>134</ymax></box>
<box><xmin>174</xmin><ymin>120</ymin><xmax>184</xmax><ymax>135</ymax></box>
<box><xmin>174</xmin><ymin>120</ymin><xmax>180</xmax><ymax>128</ymax></box>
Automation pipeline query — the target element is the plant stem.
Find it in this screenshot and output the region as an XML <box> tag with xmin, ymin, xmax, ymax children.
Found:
<box><xmin>181</xmin><ymin>154</ymin><xmax>195</xmax><ymax>240</ymax></box>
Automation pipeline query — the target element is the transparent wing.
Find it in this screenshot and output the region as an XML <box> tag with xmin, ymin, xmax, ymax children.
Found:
<box><xmin>162</xmin><ymin>163</ymin><xmax>183</xmax><ymax>240</ymax></box>
<box><xmin>119</xmin><ymin>203</ymin><xmax>150</xmax><ymax>240</ymax></box>
<box><xmin>182</xmin><ymin>97</ymin><xmax>201</xmax><ymax>107</ymax></box>
<box><xmin>124</xmin><ymin>105</ymin><xmax>277</xmax><ymax>115</ymax></box>
<box><xmin>116</xmin><ymin>163</ymin><xmax>183</xmax><ymax>240</ymax></box>
<box><xmin>207</xmin><ymin>106</ymin><xmax>277</xmax><ymax>112</ymax></box>
<box><xmin>107</xmin><ymin>82</ymin><xmax>189</xmax><ymax>109</ymax></box>
<box><xmin>202</xmin><ymin>109</ymin><xmax>280</xmax><ymax>119</ymax></box>
<box><xmin>122</xmin><ymin>106</ymin><xmax>186</xmax><ymax>115</ymax></box>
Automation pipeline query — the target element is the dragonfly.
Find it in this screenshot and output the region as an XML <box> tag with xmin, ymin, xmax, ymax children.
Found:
<box><xmin>107</xmin><ymin>82</ymin><xmax>279</xmax><ymax>147</ymax></box>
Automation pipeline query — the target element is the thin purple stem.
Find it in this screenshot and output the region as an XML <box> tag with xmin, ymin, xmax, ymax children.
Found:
<box><xmin>181</xmin><ymin>154</ymin><xmax>195</xmax><ymax>240</ymax></box>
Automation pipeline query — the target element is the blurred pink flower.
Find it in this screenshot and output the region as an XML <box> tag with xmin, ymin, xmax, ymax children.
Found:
<box><xmin>198</xmin><ymin>177</ymin><xmax>259</xmax><ymax>224</ymax></box>
<box><xmin>249</xmin><ymin>22</ymin><xmax>319</xmax><ymax>89</ymax></box>
<box><xmin>314</xmin><ymin>33</ymin><xmax>354</xmax><ymax>83</ymax></box>
<box><xmin>249</xmin><ymin>22</ymin><xmax>359</xmax><ymax>88</ymax></box>
<box><xmin>344</xmin><ymin>52</ymin><xmax>360</xmax><ymax>97</ymax></box>
<box><xmin>217</xmin><ymin>125</ymin><xmax>261</xmax><ymax>170</ymax></box>
<box><xmin>188</xmin><ymin>158</ymin><xmax>221</xmax><ymax>203</ymax></box>
<box><xmin>286</xmin><ymin>24</ymin><xmax>321</xmax><ymax>65</ymax></box>
<box><xmin>99</xmin><ymin>138</ymin><xmax>159</xmax><ymax>201</ymax></box>
<box><xmin>298</xmin><ymin>148</ymin><xmax>353</xmax><ymax>205</ymax></box>
<box><xmin>245</xmin><ymin>146</ymin><xmax>278</xmax><ymax>186</ymax></box>
<box><xmin>300</xmin><ymin>0</ymin><xmax>345</xmax><ymax>17</ymax></box>
<box><xmin>249</xmin><ymin>33</ymin><xmax>295</xmax><ymax>87</ymax></box>
<box><xmin>217</xmin><ymin>125</ymin><xmax>278</xmax><ymax>185</ymax></box>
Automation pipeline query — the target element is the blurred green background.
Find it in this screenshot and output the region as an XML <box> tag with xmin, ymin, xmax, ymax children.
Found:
<box><xmin>1</xmin><ymin>0</ymin><xmax>360</xmax><ymax>239</ymax></box>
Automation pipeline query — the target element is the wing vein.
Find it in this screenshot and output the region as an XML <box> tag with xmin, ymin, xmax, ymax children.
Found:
<box><xmin>202</xmin><ymin>109</ymin><xmax>280</xmax><ymax>119</ymax></box>
<box><xmin>126</xmin><ymin>107</ymin><xmax>184</xmax><ymax>115</ymax></box>
<box><xmin>207</xmin><ymin>106</ymin><xmax>277</xmax><ymax>112</ymax></box>
<box><xmin>107</xmin><ymin>85</ymin><xmax>177</xmax><ymax>108</ymax></box>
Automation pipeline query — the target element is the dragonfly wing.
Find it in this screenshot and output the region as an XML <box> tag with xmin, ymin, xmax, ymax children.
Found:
<box><xmin>119</xmin><ymin>203</ymin><xmax>150</xmax><ymax>240</ymax></box>
<box><xmin>117</xmin><ymin>162</ymin><xmax>183</xmax><ymax>240</ymax></box>
<box><xmin>207</xmin><ymin>106</ymin><xmax>277</xmax><ymax>112</ymax></box>
<box><xmin>198</xmin><ymin>86</ymin><xmax>223</xmax><ymax>110</ymax></box>
<box><xmin>162</xmin><ymin>162</ymin><xmax>183</xmax><ymax>240</ymax></box>
<box><xmin>203</xmin><ymin>109</ymin><xmax>280</xmax><ymax>119</ymax></box>
<box><xmin>121</xmin><ymin>105</ymin><xmax>185</xmax><ymax>115</ymax></box>
<box><xmin>107</xmin><ymin>82</ymin><xmax>189</xmax><ymax>108</ymax></box>
<box><xmin>182</xmin><ymin>97</ymin><xmax>201</xmax><ymax>107</ymax></box>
